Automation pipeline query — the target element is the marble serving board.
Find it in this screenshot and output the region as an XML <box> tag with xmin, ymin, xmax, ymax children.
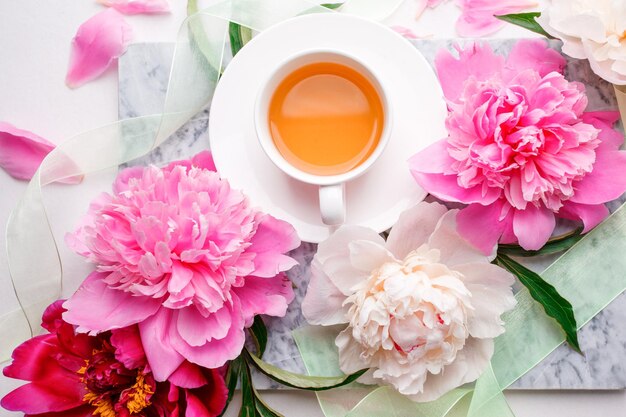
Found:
<box><xmin>118</xmin><ymin>39</ymin><xmax>626</xmax><ymax>390</ymax></box>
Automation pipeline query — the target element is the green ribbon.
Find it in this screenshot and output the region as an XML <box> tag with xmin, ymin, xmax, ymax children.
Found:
<box><xmin>295</xmin><ymin>201</ymin><xmax>626</xmax><ymax>416</ymax></box>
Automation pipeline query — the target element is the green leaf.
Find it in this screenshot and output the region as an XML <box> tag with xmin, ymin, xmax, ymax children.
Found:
<box><xmin>244</xmin><ymin>349</ymin><xmax>366</xmax><ymax>391</ymax></box>
<box><xmin>322</xmin><ymin>3</ymin><xmax>343</xmax><ymax>9</ymax></box>
<box><xmin>229</xmin><ymin>22</ymin><xmax>253</xmax><ymax>57</ymax></box>
<box><xmin>218</xmin><ymin>357</ymin><xmax>242</xmax><ymax>417</ymax></box>
<box><xmin>254</xmin><ymin>389</ymin><xmax>284</xmax><ymax>417</ymax></box>
<box><xmin>238</xmin><ymin>358</ymin><xmax>285</xmax><ymax>417</ymax></box>
<box><xmin>498</xmin><ymin>228</ymin><xmax>584</xmax><ymax>257</ymax></box>
<box><xmin>239</xmin><ymin>359</ymin><xmax>257</xmax><ymax>417</ymax></box>
<box><xmin>495</xmin><ymin>13</ymin><xmax>555</xmax><ymax>39</ymax></box>
<box><xmin>248</xmin><ymin>316</ymin><xmax>268</xmax><ymax>357</ymax></box>
<box><xmin>496</xmin><ymin>254</ymin><xmax>581</xmax><ymax>353</ymax></box>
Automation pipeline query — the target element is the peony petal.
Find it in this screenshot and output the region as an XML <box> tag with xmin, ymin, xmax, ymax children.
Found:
<box><xmin>0</xmin><ymin>122</ymin><xmax>80</xmax><ymax>183</ymax></box>
<box><xmin>582</xmin><ymin>111</ymin><xmax>623</xmax><ymax>151</ymax></box>
<box><xmin>176</xmin><ymin>305</ymin><xmax>233</xmax><ymax>347</ymax></box>
<box><xmin>428</xmin><ymin>210</ymin><xmax>496</xmax><ymax>266</ymax></box>
<box><xmin>505</xmin><ymin>39</ymin><xmax>567</xmax><ymax>79</ymax></box>
<box><xmin>317</xmin><ymin>226</ymin><xmax>384</xmax><ymax>295</ymax></box>
<box><xmin>167</xmin><ymin>361</ymin><xmax>208</xmax><ymax>389</ymax></box>
<box><xmin>110</xmin><ymin>325</ymin><xmax>147</xmax><ymax>370</ymax></box>
<box><xmin>390</xmin><ymin>25</ymin><xmax>418</xmax><ymax>39</ymax></box>
<box><xmin>336</xmin><ymin>328</ymin><xmax>370</xmax><ymax>375</ymax></box>
<box><xmin>232</xmin><ymin>274</ymin><xmax>294</xmax><ymax>326</ymax></box>
<box><xmin>407</xmin><ymin>139</ymin><xmax>457</xmax><ymax>175</ymax></box>
<box><xmin>167</xmin><ymin>299</ymin><xmax>246</xmax><ymax>370</ymax></box>
<box><xmin>66</xmin><ymin>9</ymin><xmax>133</xmax><ymax>88</ymax></box>
<box><xmin>456</xmin><ymin>0</ymin><xmax>538</xmax><ymax>38</ymax></box>
<box><xmin>301</xmin><ymin>259</ymin><xmax>350</xmax><ymax>326</ymax></box>
<box><xmin>348</xmin><ymin>240</ymin><xmax>395</xmax><ymax>272</ymax></box>
<box><xmin>386</xmin><ymin>201</ymin><xmax>448</xmax><ymax>259</ymax></box>
<box><xmin>98</xmin><ymin>0</ymin><xmax>170</xmax><ymax>15</ymax></box>
<box><xmin>138</xmin><ymin>308</ymin><xmax>186</xmax><ymax>381</ymax></box>
<box><xmin>3</xmin><ymin>335</ymin><xmax>60</xmax><ymax>382</ymax></box>
<box><xmin>456</xmin><ymin>201</ymin><xmax>510</xmax><ymax>255</ymax></box>
<box><xmin>247</xmin><ymin>214</ymin><xmax>300</xmax><ymax>278</ymax></box>
<box><xmin>184</xmin><ymin>368</ymin><xmax>229</xmax><ymax>417</ymax></box>
<box><xmin>512</xmin><ymin>205</ymin><xmax>556</xmax><ymax>250</ymax></box>
<box><xmin>570</xmin><ymin>150</ymin><xmax>626</xmax><ymax>205</ymax></box>
<box><xmin>165</xmin><ymin>150</ymin><xmax>217</xmax><ymax>173</ymax></box>
<box><xmin>410</xmin><ymin>171</ymin><xmax>501</xmax><ymax>205</ymax></box>
<box><xmin>410</xmin><ymin>338</ymin><xmax>493</xmax><ymax>402</ymax></box>
<box><xmin>454</xmin><ymin>263</ymin><xmax>516</xmax><ymax>338</ymax></box>
<box><xmin>434</xmin><ymin>42</ymin><xmax>505</xmax><ymax>101</ymax></box>
<box><xmin>63</xmin><ymin>271</ymin><xmax>161</xmax><ymax>333</ymax></box>
<box><xmin>0</xmin><ymin>381</ymin><xmax>86</xmax><ymax>414</ymax></box>
<box><xmin>559</xmin><ymin>201</ymin><xmax>610</xmax><ymax>233</ymax></box>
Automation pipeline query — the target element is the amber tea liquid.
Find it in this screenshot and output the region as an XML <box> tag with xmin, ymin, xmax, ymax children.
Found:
<box><xmin>268</xmin><ymin>62</ymin><xmax>384</xmax><ymax>176</ymax></box>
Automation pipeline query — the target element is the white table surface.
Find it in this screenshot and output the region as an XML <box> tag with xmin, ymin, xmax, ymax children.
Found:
<box><xmin>1</xmin><ymin>1</ymin><xmax>625</xmax><ymax>416</ymax></box>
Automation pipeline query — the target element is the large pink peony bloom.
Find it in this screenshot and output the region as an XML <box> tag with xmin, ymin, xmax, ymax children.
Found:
<box><xmin>410</xmin><ymin>40</ymin><xmax>626</xmax><ymax>252</ymax></box>
<box><xmin>63</xmin><ymin>151</ymin><xmax>300</xmax><ymax>380</ymax></box>
<box><xmin>2</xmin><ymin>300</ymin><xmax>229</xmax><ymax>417</ymax></box>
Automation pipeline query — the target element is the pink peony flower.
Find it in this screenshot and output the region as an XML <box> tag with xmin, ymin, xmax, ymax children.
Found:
<box><xmin>63</xmin><ymin>151</ymin><xmax>300</xmax><ymax>380</ymax></box>
<box><xmin>409</xmin><ymin>40</ymin><xmax>626</xmax><ymax>252</ymax></box>
<box><xmin>1</xmin><ymin>300</ymin><xmax>229</xmax><ymax>417</ymax></box>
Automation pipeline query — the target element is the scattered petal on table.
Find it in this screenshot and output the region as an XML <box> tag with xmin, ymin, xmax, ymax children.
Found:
<box><xmin>65</xmin><ymin>9</ymin><xmax>133</xmax><ymax>88</ymax></box>
<box><xmin>391</xmin><ymin>25</ymin><xmax>419</xmax><ymax>39</ymax></box>
<box><xmin>456</xmin><ymin>0</ymin><xmax>538</xmax><ymax>37</ymax></box>
<box><xmin>0</xmin><ymin>122</ymin><xmax>82</xmax><ymax>183</ymax></box>
<box><xmin>0</xmin><ymin>122</ymin><xmax>56</xmax><ymax>180</ymax></box>
<box><xmin>98</xmin><ymin>0</ymin><xmax>170</xmax><ymax>15</ymax></box>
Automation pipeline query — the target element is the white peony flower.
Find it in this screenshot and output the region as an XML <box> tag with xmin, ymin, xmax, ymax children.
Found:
<box><xmin>538</xmin><ymin>0</ymin><xmax>626</xmax><ymax>85</ymax></box>
<box><xmin>302</xmin><ymin>202</ymin><xmax>516</xmax><ymax>402</ymax></box>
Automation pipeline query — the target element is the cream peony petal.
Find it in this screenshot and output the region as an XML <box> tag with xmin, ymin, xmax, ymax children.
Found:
<box><xmin>336</xmin><ymin>328</ymin><xmax>370</xmax><ymax>374</ymax></box>
<box><xmin>317</xmin><ymin>226</ymin><xmax>385</xmax><ymax>295</ymax></box>
<box><xmin>301</xmin><ymin>260</ymin><xmax>350</xmax><ymax>326</ymax></box>
<box><xmin>409</xmin><ymin>338</ymin><xmax>493</xmax><ymax>402</ymax></box>
<box><xmin>349</xmin><ymin>240</ymin><xmax>396</xmax><ymax>273</ymax></box>
<box><xmin>428</xmin><ymin>211</ymin><xmax>495</xmax><ymax>267</ymax></box>
<box><xmin>385</xmin><ymin>201</ymin><xmax>448</xmax><ymax>259</ymax></box>
<box><xmin>454</xmin><ymin>263</ymin><xmax>517</xmax><ymax>338</ymax></box>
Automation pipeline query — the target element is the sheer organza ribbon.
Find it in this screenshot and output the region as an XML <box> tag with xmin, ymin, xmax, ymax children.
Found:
<box><xmin>294</xmin><ymin>172</ymin><xmax>626</xmax><ymax>417</ymax></box>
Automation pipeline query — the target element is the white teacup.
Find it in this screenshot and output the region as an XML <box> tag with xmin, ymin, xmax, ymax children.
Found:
<box><xmin>254</xmin><ymin>49</ymin><xmax>392</xmax><ymax>225</ymax></box>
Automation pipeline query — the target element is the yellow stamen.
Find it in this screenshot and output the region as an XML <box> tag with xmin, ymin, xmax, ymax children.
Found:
<box><xmin>125</xmin><ymin>373</ymin><xmax>154</xmax><ymax>414</ymax></box>
<box><xmin>83</xmin><ymin>392</ymin><xmax>116</xmax><ymax>417</ymax></box>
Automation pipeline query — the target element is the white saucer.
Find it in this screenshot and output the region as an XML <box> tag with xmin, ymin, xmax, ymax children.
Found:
<box><xmin>209</xmin><ymin>13</ymin><xmax>447</xmax><ymax>243</ymax></box>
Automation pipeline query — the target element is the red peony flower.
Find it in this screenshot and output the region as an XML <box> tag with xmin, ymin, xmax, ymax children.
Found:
<box><xmin>1</xmin><ymin>300</ymin><xmax>228</xmax><ymax>417</ymax></box>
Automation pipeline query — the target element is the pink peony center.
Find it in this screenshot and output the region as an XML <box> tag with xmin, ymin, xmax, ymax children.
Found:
<box><xmin>446</xmin><ymin>72</ymin><xmax>600</xmax><ymax>211</ymax></box>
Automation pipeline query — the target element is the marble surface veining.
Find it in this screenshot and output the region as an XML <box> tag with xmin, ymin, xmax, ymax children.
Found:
<box><xmin>118</xmin><ymin>40</ymin><xmax>626</xmax><ymax>390</ymax></box>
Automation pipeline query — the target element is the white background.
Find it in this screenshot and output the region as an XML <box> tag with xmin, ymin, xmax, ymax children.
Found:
<box><xmin>1</xmin><ymin>0</ymin><xmax>625</xmax><ymax>416</ymax></box>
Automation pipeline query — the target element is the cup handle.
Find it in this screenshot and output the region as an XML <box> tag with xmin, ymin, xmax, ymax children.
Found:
<box><xmin>319</xmin><ymin>183</ymin><xmax>346</xmax><ymax>226</ymax></box>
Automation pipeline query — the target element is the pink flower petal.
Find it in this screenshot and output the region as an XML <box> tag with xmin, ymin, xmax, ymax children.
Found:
<box><xmin>505</xmin><ymin>39</ymin><xmax>566</xmax><ymax>79</ymax></box>
<box><xmin>456</xmin><ymin>0</ymin><xmax>538</xmax><ymax>38</ymax></box>
<box><xmin>98</xmin><ymin>0</ymin><xmax>170</xmax><ymax>15</ymax></box>
<box><xmin>435</xmin><ymin>42</ymin><xmax>505</xmax><ymax>101</ymax></box>
<box><xmin>247</xmin><ymin>214</ymin><xmax>300</xmax><ymax>278</ymax></box>
<box><xmin>559</xmin><ymin>201</ymin><xmax>610</xmax><ymax>233</ymax></box>
<box><xmin>63</xmin><ymin>271</ymin><xmax>161</xmax><ymax>333</ymax></box>
<box><xmin>110</xmin><ymin>326</ymin><xmax>147</xmax><ymax>370</ymax></box>
<box><xmin>512</xmin><ymin>205</ymin><xmax>555</xmax><ymax>250</ymax></box>
<box><xmin>0</xmin><ymin>122</ymin><xmax>80</xmax><ymax>183</ymax></box>
<box><xmin>232</xmin><ymin>274</ymin><xmax>294</xmax><ymax>326</ymax></box>
<box><xmin>570</xmin><ymin>149</ymin><xmax>626</xmax><ymax>205</ymax></box>
<box><xmin>165</xmin><ymin>150</ymin><xmax>217</xmax><ymax>172</ymax></box>
<box><xmin>582</xmin><ymin>111</ymin><xmax>624</xmax><ymax>151</ymax></box>
<box><xmin>138</xmin><ymin>308</ymin><xmax>186</xmax><ymax>381</ymax></box>
<box><xmin>0</xmin><ymin>381</ymin><xmax>86</xmax><ymax>414</ymax></box>
<box><xmin>66</xmin><ymin>9</ymin><xmax>133</xmax><ymax>88</ymax></box>
<box><xmin>407</xmin><ymin>139</ymin><xmax>457</xmax><ymax>175</ymax></box>
<box><xmin>390</xmin><ymin>25</ymin><xmax>418</xmax><ymax>39</ymax></box>
<box><xmin>456</xmin><ymin>201</ymin><xmax>510</xmax><ymax>255</ymax></box>
<box><xmin>167</xmin><ymin>361</ymin><xmax>208</xmax><ymax>389</ymax></box>
<box><xmin>410</xmin><ymin>171</ymin><xmax>502</xmax><ymax>205</ymax></box>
